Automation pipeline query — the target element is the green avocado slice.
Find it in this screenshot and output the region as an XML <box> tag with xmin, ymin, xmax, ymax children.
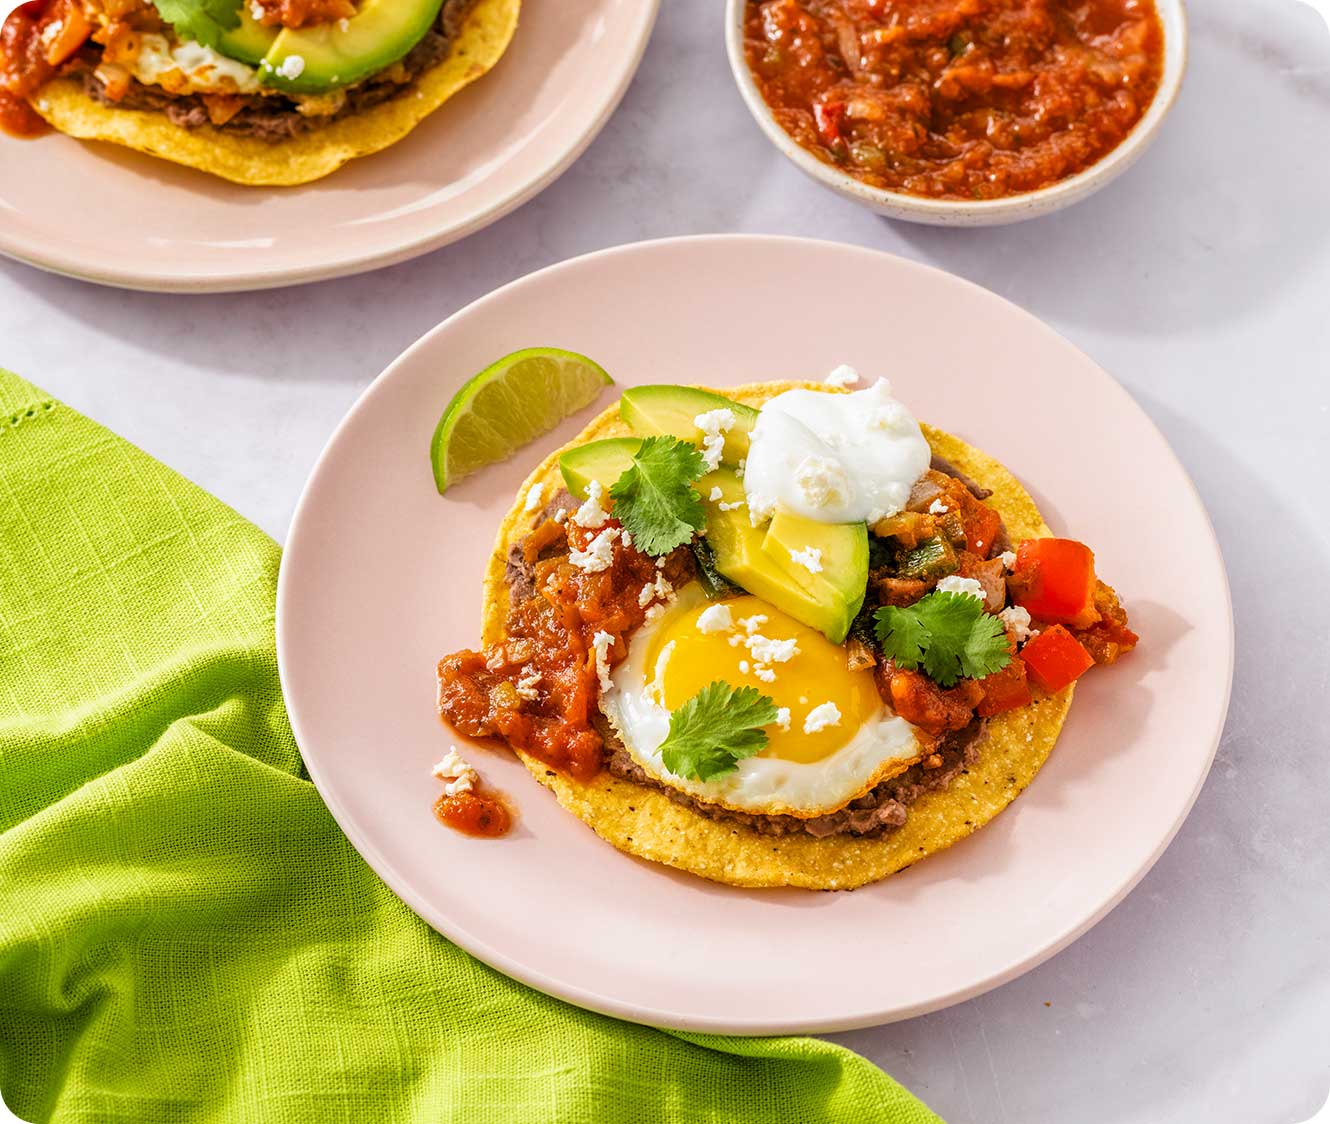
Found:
<box><xmin>259</xmin><ymin>0</ymin><xmax>445</xmax><ymax>95</ymax></box>
<box><xmin>620</xmin><ymin>385</ymin><xmax>759</xmax><ymax>467</ymax></box>
<box><xmin>215</xmin><ymin>6</ymin><xmax>278</xmax><ymax>66</ymax></box>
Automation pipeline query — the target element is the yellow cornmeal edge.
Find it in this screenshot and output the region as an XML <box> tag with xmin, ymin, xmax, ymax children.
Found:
<box><xmin>29</xmin><ymin>0</ymin><xmax>519</xmax><ymax>186</ymax></box>
<box><xmin>482</xmin><ymin>381</ymin><xmax>1070</xmax><ymax>891</ymax></box>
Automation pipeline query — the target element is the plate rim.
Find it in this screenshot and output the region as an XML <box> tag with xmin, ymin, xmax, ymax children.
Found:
<box><xmin>276</xmin><ymin>233</ymin><xmax>1235</xmax><ymax>1033</ymax></box>
<box><xmin>0</xmin><ymin>0</ymin><xmax>661</xmax><ymax>294</ymax></box>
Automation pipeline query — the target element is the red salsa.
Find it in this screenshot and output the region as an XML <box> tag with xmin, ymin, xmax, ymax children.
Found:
<box><xmin>744</xmin><ymin>0</ymin><xmax>1164</xmax><ymax>200</ymax></box>
<box><xmin>434</xmin><ymin>790</ymin><xmax>512</xmax><ymax>838</ymax></box>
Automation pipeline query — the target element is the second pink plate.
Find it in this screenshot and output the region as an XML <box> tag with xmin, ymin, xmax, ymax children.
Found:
<box><xmin>0</xmin><ymin>0</ymin><xmax>658</xmax><ymax>292</ymax></box>
<box><xmin>277</xmin><ymin>235</ymin><xmax>1233</xmax><ymax>1033</ymax></box>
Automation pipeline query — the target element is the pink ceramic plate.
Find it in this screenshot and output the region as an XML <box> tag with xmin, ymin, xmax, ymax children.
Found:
<box><xmin>0</xmin><ymin>0</ymin><xmax>657</xmax><ymax>293</ymax></box>
<box><xmin>277</xmin><ymin>235</ymin><xmax>1233</xmax><ymax>1033</ymax></box>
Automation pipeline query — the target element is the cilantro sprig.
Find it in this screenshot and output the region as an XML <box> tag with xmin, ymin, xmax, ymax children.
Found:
<box><xmin>151</xmin><ymin>0</ymin><xmax>242</xmax><ymax>51</ymax></box>
<box><xmin>874</xmin><ymin>591</ymin><xmax>1011</xmax><ymax>688</ymax></box>
<box><xmin>659</xmin><ymin>681</ymin><xmax>780</xmax><ymax>782</ymax></box>
<box><xmin>608</xmin><ymin>436</ymin><xmax>706</xmax><ymax>556</ymax></box>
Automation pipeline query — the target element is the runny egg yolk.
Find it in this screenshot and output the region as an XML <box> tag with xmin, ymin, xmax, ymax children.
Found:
<box><xmin>646</xmin><ymin>595</ymin><xmax>880</xmax><ymax>764</ymax></box>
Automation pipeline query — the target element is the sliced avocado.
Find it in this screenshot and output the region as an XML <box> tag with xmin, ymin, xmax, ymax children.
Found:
<box><xmin>700</xmin><ymin>470</ymin><xmax>863</xmax><ymax>643</ymax></box>
<box><xmin>620</xmin><ymin>385</ymin><xmax>759</xmax><ymax>466</ymax></box>
<box><xmin>259</xmin><ymin>0</ymin><xmax>444</xmax><ymax>95</ymax></box>
<box><xmin>558</xmin><ymin>438</ymin><xmax>641</xmax><ymax>500</ymax></box>
<box><xmin>216</xmin><ymin>7</ymin><xmax>278</xmax><ymax>66</ymax></box>
<box><xmin>761</xmin><ymin>508</ymin><xmax>868</xmax><ymax>625</ymax></box>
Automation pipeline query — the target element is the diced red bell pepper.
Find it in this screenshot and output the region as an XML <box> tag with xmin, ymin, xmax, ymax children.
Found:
<box><xmin>959</xmin><ymin>492</ymin><xmax>1002</xmax><ymax>558</ymax></box>
<box><xmin>1011</xmin><ymin>538</ymin><xmax>1100</xmax><ymax>628</ymax></box>
<box><xmin>1019</xmin><ymin>625</ymin><xmax>1095</xmax><ymax>691</ymax></box>
<box><xmin>976</xmin><ymin>656</ymin><xmax>1031</xmax><ymax>716</ymax></box>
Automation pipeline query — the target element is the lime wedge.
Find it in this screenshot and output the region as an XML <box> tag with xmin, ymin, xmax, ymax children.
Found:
<box><xmin>430</xmin><ymin>348</ymin><xmax>613</xmax><ymax>494</ymax></box>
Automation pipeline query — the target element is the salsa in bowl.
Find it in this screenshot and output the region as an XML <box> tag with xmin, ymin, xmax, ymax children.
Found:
<box><xmin>727</xmin><ymin>0</ymin><xmax>1186</xmax><ymax>225</ymax></box>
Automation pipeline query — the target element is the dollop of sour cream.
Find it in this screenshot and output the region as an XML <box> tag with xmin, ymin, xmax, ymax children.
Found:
<box><xmin>743</xmin><ymin>379</ymin><xmax>930</xmax><ymax>525</ymax></box>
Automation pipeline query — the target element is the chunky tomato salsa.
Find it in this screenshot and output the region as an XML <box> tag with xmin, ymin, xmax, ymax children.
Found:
<box><xmin>744</xmin><ymin>0</ymin><xmax>1164</xmax><ymax>200</ymax></box>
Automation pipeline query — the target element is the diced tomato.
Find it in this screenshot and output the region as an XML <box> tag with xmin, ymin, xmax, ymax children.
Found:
<box><xmin>1020</xmin><ymin>625</ymin><xmax>1095</xmax><ymax>691</ymax></box>
<box><xmin>1011</xmin><ymin>538</ymin><xmax>1100</xmax><ymax>628</ymax></box>
<box><xmin>959</xmin><ymin>493</ymin><xmax>1002</xmax><ymax>558</ymax></box>
<box><xmin>43</xmin><ymin>3</ymin><xmax>90</xmax><ymax>66</ymax></box>
<box><xmin>976</xmin><ymin>657</ymin><xmax>1031</xmax><ymax>716</ymax></box>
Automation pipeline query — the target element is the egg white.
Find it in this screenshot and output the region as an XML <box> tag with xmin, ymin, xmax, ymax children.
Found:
<box><xmin>600</xmin><ymin>587</ymin><xmax>926</xmax><ymax>819</ymax></box>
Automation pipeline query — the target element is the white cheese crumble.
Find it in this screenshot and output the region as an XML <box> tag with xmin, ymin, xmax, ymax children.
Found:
<box><xmin>824</xmin><ymin>364</ymin><xmax>861</xmax><ymax>389</ymax></box>
<box><xmin>775</xmin><ymin>707</ymin><xmax>791</xmax><ymax>732</ymax></box>
<box><xmin>696</xmin><ymin>603</ymin><xmax>734</xmax><ymax>634</ymax></box>
<box><xmin>432</xmin><ymin>748</ymin><xmax>478</xmax><ymax>797</ymax></box>
<box><xmin>755</xmin><ymin>667</ymin><xmax>776</xmax><ymax>683</ymax></box>
<box><xmin>523</xmin><ymin>482</ymin><xmax>545</xmax><ymax>514</ymax></box>
<box><xmin>621</xmin><ymin>530</ymin><xmax>633</xmax><ymax>548</ymax></box>
<box><xmin>638</xmin><ymin>570</ymin><xmax>673</xmax><ymax>608</ymax></box>
<box><xmin>569</xmin><ymin>526</ymin><xmax>619</xmax><ymax>573</ymax></box>
<box><xmin>693</xmin><ymin>408</ymin><xmax>735</xmax><ymax>472</ymax></box>
<box><xmin>709</xmin><ymin>486</ymin><xmax>724</xmax><ymax>502</ymax></box>
<box><xmin>718</xmin><ymin>499</ymin><xmax>745</xmax><ymax>512</ymax></box>
<box><xmin>928</xmin><ymin>498</ymin><xmax>949</xmax><ymax>515</ymax></box>
<box><xmin>998</xmin><ymin>605</ymin><xmax>1038</xmax><ymax>643</ymax></box>
<box><xmin>745</xmin><ymin>634</ymin><xmax>799</xmax><ymax>665</ymax></box>
<box><xmin>275</xmin><ymin>54</ymin><xmax>306</xmax><ymax>80</ymax></box>
<box><xmin>592</xmin><ymin>631</ymin><xmax>616</xmax><ymax>693</ymax></box>
<box><xmin>999</xmin><ymin>550</ymin><xmax>1017</xmax><ymax>571</ymax></box>
<box><xmin>936</xmin><ymin>575</ymin><xmax>987</xmax><ymax>600</ymax></box>
<box><xmin>793</xmin><ymin>454</ymin><xmax>850</xmax><ymax>512</ymax></box>
<box><xmin>573</xmin><ymin>480</ymin><xmax>609</xmax><ymax>529</ymax></box>
<box><xmin>738</xmin><ymin>660</ymin><xmax>750</xmax><ymax>674</ymax></box>
<box><xmin>514</xmin><ymin>669</ymin><xmax>542</xmax><ymax>701</ymax></box>
<box><xmin>740</xmin><ymin>614</ymin><xmax>768</xmax><ymax>635</ymax></box>
<box><xmin>788</xmin><ymin>545</ymin><xmax>823</xmax><ymax>574</ymax></box>
<box><xmin>803</xmin><ymin>702</ymin><xmax>843</xmax><ymax>734</ymax></box>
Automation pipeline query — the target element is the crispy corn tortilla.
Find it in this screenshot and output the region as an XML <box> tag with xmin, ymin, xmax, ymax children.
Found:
<box><xmin>29</xmin><ymin>0</ymin><xmax>518</xmax><ymax>186</ymax></box>
<box><xmin>483</xmin><ymin>381</ymin><xmax>1068</xmax><ymax>891</ymax></box>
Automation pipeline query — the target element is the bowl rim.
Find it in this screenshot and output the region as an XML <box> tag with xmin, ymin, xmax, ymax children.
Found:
<box><xmin>724</xmin><ymin>0</ymin><xmax>1189</xmax><ymax>219</ymax></box>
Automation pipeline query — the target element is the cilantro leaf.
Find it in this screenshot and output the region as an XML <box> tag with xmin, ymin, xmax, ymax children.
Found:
<box><xmin>151</xmin><ymin>0</ymin><xmax>242</xmax><ymax>50</ymax></box>
<box><xmin>874</xmin><ymin>591</ymin><xmax>1011</xmax><ymax>688</ymax></box>
<box><xmin>659</xmin><ymin>681</ymin><xmax>780</xmax><ymax>782</ymax></box>
<box><xmin>608</xmin><ymin>436</ymin><xmax>706</xmax><ymax>556</ymax></box>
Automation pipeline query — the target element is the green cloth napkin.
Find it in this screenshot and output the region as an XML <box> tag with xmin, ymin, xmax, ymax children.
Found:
<box><xmin>0</xmin><ymin>370</ymin><xmax>942</xmax><ymax>1124</ymax></box>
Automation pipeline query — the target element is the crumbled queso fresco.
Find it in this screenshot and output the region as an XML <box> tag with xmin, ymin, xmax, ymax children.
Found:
<box><xmin>569</xmin><ymin>526</ymin><xmax>619</xmax><ymax>572</ymax></box>
<box><xmin>823</xmin><ymin>364</ymin><xmax>861</xmax><ymax>388</ymax></box>
<box><xmin>803</xmin><ymin>702</ymin><xmax>843</xmax><ymax>734</ymax></box>
<box><xmin>693</xmin><ymin>409</ymin><xmax>735</xmax><ymax>472</ymax></box>
<box><xmin>935</xmin><ymin>575</ymin><xmax>986</xmax><ymax>601</ymax></box>
<box><xmin>432</xmin><ymin>748</ymin><xmax>478</xmax><ymax>797</ymax></box>
<box><xmin>788</xmin><ymin>544</ymin><xmax>823</xmax><ymax>574</ymax></box>
<box><xmin>591</xmin><ymin>631</ymin><xmax>616</xmax><ymax>692</ymax></box>
<box><xmin>696</xmin><ymin>603</ymin><xmax>734</xmax><ymax>634</ymax></box>
<box><xmin>573</xmin><ymin>480</ymin><xmax>609</xmax><ymax>529</ymax></box>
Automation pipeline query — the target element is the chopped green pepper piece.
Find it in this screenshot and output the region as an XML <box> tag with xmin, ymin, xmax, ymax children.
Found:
<box><xmin>894</xmin><ymin>537</ymin><xmax>959</xmax><ymax>582</ymax></box>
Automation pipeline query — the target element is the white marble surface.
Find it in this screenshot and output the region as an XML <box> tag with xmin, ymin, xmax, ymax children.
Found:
<box><xmin>1</xmin><ymin>1</ymin><xmax>1328</xmax><ymax>1121</ymax></box>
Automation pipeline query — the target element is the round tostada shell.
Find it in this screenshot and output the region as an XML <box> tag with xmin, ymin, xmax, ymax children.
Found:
<box><xmin>482</xmin><ymin>381</ymin><xmax>1069</xmax><ymax>890</ymax></box>
<box><xmin>29</xmin><ymin>0</ymin><xmax>519</xmax><ymax>186</ymax></box>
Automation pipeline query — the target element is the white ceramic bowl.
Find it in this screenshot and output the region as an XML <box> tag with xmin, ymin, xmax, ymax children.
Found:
<box><xmin>726</xmin><ymin>0</ymin><xmax>1188</xmax><ymax>226</ymax></box>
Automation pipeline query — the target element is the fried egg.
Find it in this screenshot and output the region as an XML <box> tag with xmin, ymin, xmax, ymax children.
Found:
<box><xmin>600</xmin><ymin>585</ymin><xmax>925</xmax><ymax>818</ymax></box>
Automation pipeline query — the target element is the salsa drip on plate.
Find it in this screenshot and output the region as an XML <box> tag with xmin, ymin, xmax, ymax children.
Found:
<box><xmin>743</xmin><ymin>0</ymin><xmax>1164</xmax><ymax>200</ymax></box>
